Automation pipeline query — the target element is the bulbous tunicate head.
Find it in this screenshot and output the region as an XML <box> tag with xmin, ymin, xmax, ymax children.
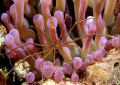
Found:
<box><xmin>89</xmin><ymin>23</ymin><xmax>96</xmax><ymax>33</ymax></box>
<box><xmin>54</xmin><ymin>70</ymin><xmax>63</xmax><ymax>83</ymax></box>
<box><xmin>10</xmin><ymin>4</ymin><xmax>15</xmax><ymax>17</ymax></box>
<box><xmin>1</xmin><ymin>13</ymin><xmax>8</xmax><ymax>23</ymax></box>
<box><xmin>43</xmin><ymin>65</ymin><xmax>54</xmax><ymax>78</ymax></box>
<box><xmin>63</xmin><ymin>64</ymin><xmax>72</xmax><ymax>74</ymax></box>
<box><xmin>100</xmin><ymin>37</ymin><xmax>107</xmax><ymax>47</ymax></box>
<box><xmin>54</xmin><ymin>11</ymin><xmax>64</xmax><ymax>24</ymax></box>
<box><xmin>71</xmin><ymin>72</ymin><xmax>79</xmax><ymax>83</ymax></box>
<box><xmin>93</xmin><ymin>50</ymin><xmax>103</xmax><ymax>61</ymax></box>
<box><xmin>100</xmin><ymin>47</ymin><xmax>106</xmax><ymax>56</ymax></box>
<box><xmin>80</xmin><ymin>62</ymin><xmax>87</xmax><ymax>71</ymax></box>
<box><xmin>86</xmin><ymin>16</ymin><xmax>94</xmax><ymax>27</ymax></box>
<box><xmin>96</xmin><ymin>18</ymin><xmax>105</xmax><ymax>32</ymax></box>
<box><xmin>85</xmin><ymin>54</ymin><xmax>94</xmax><ymax>65</ymax></box>
<box><xmin>35</xmin><ymin>58</ymin><xmax>42</xmax><ymax>70</ymax></box>
<box><xmin>73</xmin><ymin>57</ymin><xmax>82</xmax><ymax>69</ymax></box>
<box><xmin>55</xmin><ymin>58</ymin><xmax>61</xmax><ymax>66</ymax></box>
<box><xmin>33</xmin><ymin>14</ymin><xmax>43</xmax><ymax>26</ymax></box>
<box><xmin>111</xmin><ymin>37</ymin><xmax>120</xmax><ymax>48</ymax></box>
<box><xmin>9</xmin><ymin>29</ymin><xmax>20</xmax><ymax>40</ymax></box>
<box><xmin>26</xmin><ymin>72</ymin><xmax>35</xmax><ymax>83</ymax></box>
<box><xmin>105</xmin><ymin>40</ymin><xmax>112</xmax><ymax>50</ymax></box>
<box><xmin>5</xmin><ymin>34</ymin><xmax>14</xmax><ymax>48</ymax></box>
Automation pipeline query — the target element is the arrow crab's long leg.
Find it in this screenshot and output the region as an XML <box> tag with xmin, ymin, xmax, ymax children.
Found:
<box><xmin>5</xmin><ymin>48</ymin><xmax>53</xmax><ymax>78</ymax></box>
<box><xmin>36</xmin><ymin>26</ymin><xmax>53</xmax><ymax>46</ymax></box>
<box><xmin>60</xmin><ymin>17</ymin><xmax>114</xmax><ymax>50</ymax></box>
<box><xmin>62</xmin><ymin>18</ymin><xmax>94</xmax><ymax>44</ymax></box>
<box><xmin>59</xmin><ymin>33</ymin><xmax>114</xmax><ymax>60</ymax></box>
<box><xmin>7</xmin><ymin>43</ymin><xmax>52</xmax><ymax>53</ymax></box>
<box><xmin>53</xmin><ymin>49</ymin><xmax>57</xmax><ymax>66</ymax></box>
<box><xmin>63</xmin><ymin>33</ymin><xmax>114</xmax><ymax>46</ymax></box>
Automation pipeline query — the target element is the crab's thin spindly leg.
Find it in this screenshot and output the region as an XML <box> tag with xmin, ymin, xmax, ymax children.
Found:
<box><xmin>5</xmin><ymin>48</ymin><xmax>52</xmax><ymax>77</ymax></box>
<box><xmin>53</xmin><ymin>49</ymin><xmax>56</xmax><ymax>65</ymax></box>
<box><xmin>8</xmin><ymin>42</ymin><xmax>52</xmax><ymax>53</ymax></box>
<box><xmin>41</xmin><ymin>49</ymin><xmax>54</xmax><ymax>70</ymax></box>
<box><xmin>36</xmin><ymin>26</ymin><xmax>53</xmax><ymax>45</ymax></box>
<box><xmin>62</xmin><ymin>18</ymin><xmax>94</xmax><ymax>43</ymax></box>
<box><xmin>63</xmin><ymin>33</ymin><xmax>114</xmax><ymax>47</ymax></box>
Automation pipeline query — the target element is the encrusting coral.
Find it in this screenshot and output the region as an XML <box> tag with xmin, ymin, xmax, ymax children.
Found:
<box><xmin>1</xmin><ymin>0</ymin><xmax>120</xmax><ymax>84</ymax></box>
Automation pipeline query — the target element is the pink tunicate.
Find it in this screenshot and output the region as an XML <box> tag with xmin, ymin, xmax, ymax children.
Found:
<box><xmin>85</xmin><ymin>54</ymin><xmax>94</xmax><ymax>65</ymax></box>
<box><xmin>4</xmin><ymin>34</ymin><xmax>14</xmax><ymax>48</ymax></box>
<box><xmin>86</xmin><ymin>16</ymin><xmax>94</xmax><ymax>27</ymax></box>
<box><xmin>114</xmin><ymin>34</ymin><xmax>120</xmax><ymax>44</ymax></box>
<box><xmin>26</xmin><ymin>72</ymin><xmax>35</xmax><ymax>83</ymax></box>
<box><xmin>93</xmin><ymin>50</ymin><xmax>103</xmax><ymax>61</ymax></box>
<box><xmin>43</xmin><ymin>65</ymin><xmax>54</xmax><ymax>78</ymax></box>
<box><xmin>54</xmin><ymin>70</ymin><xmax>63</xmax><ymax>83</ymax></box>
<box><xmin>55</xmin><ymin>58</ymin><xmax>61</xmax><ymax>66</ymax></box>
<box><xmin>71</xmin><ymin>72</ymin><xmax>79</xmax><ymax>83</ymax></box>
<box><xmin>63</xmin><ymin>64</ymin><xmax>72</xmax><ymax>74</ymax></box>
<box><xmin>9</xmin><ymin>29</ymin><xmax>22</xmax><ymax>46</ymax></box>
<box><xmin>35</xmin><ymin>58</ymin><xmax>42</xmax><ymax>70</ymax></box>
<box><xmin>100</xmin><ymin>37</ymin><xmax>107</xmax><ymax>47</ymax></box>
<box><xmin>73</xmin><ymin>57</ymin><xmax>82</xmax><ymax>69</ymax></box>
<box><xmin>1</xmin><ymin>13</ymin><xmax>15</xmax><ymax>31</ymax></box>
<box><xmin>54</xmin><ymin>10</ymin><xmax>64</xmax><ymax>24</ymax></box>
<box><xmin>105</xmin><ymin>40</ymin><xmax>112</xmax><ymax>51</ymax></box>
<box><xmin>111</xmin><ymin>37</ymin><xmax>120</xmax><ymax>48</ymax></box>
<box><xmin>5</xmin><ymin>34</ymin><xmax>27</xmax><ymax>59</ymax></box>
<box><xmin>100</xmin><ymin>47</ymin><xmax>106</xmax><ymax>56</ymax></box>
<box><xmin>80</xmin><ymin>62</ymin><xmax>87</xmax><ymax>71</ymax></box>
